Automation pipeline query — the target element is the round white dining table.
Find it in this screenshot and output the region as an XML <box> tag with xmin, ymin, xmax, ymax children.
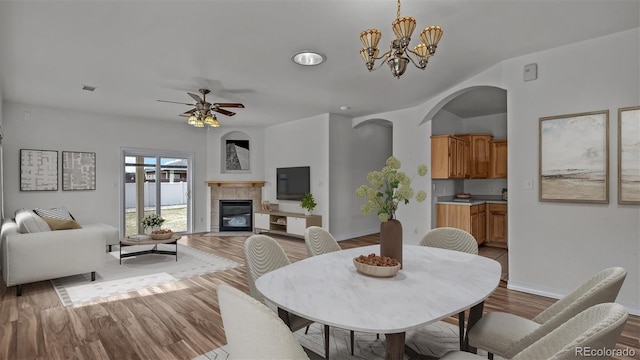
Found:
<box><xmin>256</xmin><ymin>244</ymin><xmax>501</xmax><ymax>360</ymax></box>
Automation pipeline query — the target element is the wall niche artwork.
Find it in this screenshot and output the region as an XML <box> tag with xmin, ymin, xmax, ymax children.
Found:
<box><xmin>226</xmin><ymin>140</ymin><xmax>250</xmax><ymax>171</ymax></box>
<box><xmin>221</xmin><ymin>131</ymin><xmax>251</xmax><ymax>173</ymax></box>
<box><xmin>62</xmin><ymin>151</ymin><xmax>96</xmax><ymax>190</ymax></box>
<box><xmin>20</xmin><ymin>149</ymin><xmax>58</xmax><ymax>191</ymax></box>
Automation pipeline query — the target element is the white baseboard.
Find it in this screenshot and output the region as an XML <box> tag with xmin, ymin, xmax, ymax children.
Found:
<box><xmin>508</xmin><ymin>280</ymin><xmax>639</xmax><ymax>316</ymax></box>
<box><xmin>334</xmin><ymin>229</ymin><xmax>379</xmax><ymax>242</ymax></box>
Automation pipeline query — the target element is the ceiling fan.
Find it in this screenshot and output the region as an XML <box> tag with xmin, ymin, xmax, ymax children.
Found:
<box><xmin>157</xmin><ymin>88</ymin><xmax>244</xmax><ymax>127</ymax></box>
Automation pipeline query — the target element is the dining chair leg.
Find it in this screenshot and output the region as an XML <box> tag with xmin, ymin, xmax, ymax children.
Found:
<box><xmin>458</xmin><ymin>310</ymin><xmax>465</xmax><ymax>350</ymax></box>
<box><xmin>350</xmin><ymin>330</ymin><xmax>354</xmax><ymax>355</ymax></box>
<box><xmin>324</xmin><ymin>324</ymin><xmax>330</xmax><ymax>359</ymax></box>
<box><xmin>305</xmin><ymin>325</ymin><xmax>310</xmax><ymax>334</ymax></box>
<box><xmin>488</xmin><ymin>353</ymin><xmax>494</xmax><ymax>360</ymax></box>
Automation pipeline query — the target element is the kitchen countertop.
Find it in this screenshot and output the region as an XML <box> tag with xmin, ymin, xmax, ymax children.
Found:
<box><xmin>436</xmin><ymin>197</ymin><xmax>507</xmax><ymax>206</ymax></box>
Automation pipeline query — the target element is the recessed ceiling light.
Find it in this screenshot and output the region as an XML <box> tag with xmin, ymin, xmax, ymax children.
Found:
<box><xmin>340</xmin><ymin>106</ymin><xmax>350</xmax><ymax>111</ymax></box>
<box><xmin>292</xmin><ymin>51</ymin><xmax>326</xmax><ymax>66</ymax></box>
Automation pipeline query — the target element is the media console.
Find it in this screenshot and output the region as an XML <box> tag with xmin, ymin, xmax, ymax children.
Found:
<box><xmin>254</xmin><ymin>210</ymin><xmax>322</xmax><ymax>238</ymax></box>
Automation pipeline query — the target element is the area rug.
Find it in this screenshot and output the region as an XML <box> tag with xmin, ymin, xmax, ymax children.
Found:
<box><xmin>51</xmin><ymin>244</ymin><xmax>240</xmax><ymax>307</ymax></box>
<box><xmin>196</xmin><ymin>321</ymin><xmax>500</xmax><ymax>360</ymax></box>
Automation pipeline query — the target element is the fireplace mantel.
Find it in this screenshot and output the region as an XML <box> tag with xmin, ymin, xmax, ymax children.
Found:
<box><xmin>206</xmin><ymin>181</ymin><xmax>265</xmax><ymax>188</ymax></box>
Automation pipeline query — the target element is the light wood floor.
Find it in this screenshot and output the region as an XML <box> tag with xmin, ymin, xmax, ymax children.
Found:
<box><xmin>0</xmin><ymin>233</ymin><xmax>637</xmax><ymax>360</ymax></box>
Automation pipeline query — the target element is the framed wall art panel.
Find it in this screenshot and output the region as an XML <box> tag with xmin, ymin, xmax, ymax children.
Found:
<box><xmin>20</xmin><ymin>149</ymin><xmax>58</xmax><ymax>191</ymax></box>
<box><xmin>225</xmin><ymin>139</ymin><xmax>250</xmax><ymax>171</ymax></box>
<box><xmin>539</xmin><ymin>110</ymin><xmax>609</xmax><ymax>203</ymax></box>
<box><xmin>618</xmin><ymin>106</ymin><xmax>640</xmax><ymax>204</ymax></box>
<box><xmin>62</xmin><ymin>151</ymin><xmax>96</xmax><ymax>190</ymax></box>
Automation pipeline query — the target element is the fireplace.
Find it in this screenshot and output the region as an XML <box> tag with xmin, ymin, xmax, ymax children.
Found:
<box><xmin>219</xmin><ymin>200</ymin><xmax>253</xmax><ymax>232</ymax></box>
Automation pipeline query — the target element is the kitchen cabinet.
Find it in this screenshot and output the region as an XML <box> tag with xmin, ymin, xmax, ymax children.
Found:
<box><xmin>458</xmin><ymin>134</ymin><xmax>493</xmax><ymax>178</ymax></box>
<box><xmin>431</xmin><ymin>135</ymin><xmax>469</xmax><ymax>179</ymax></box>
<box><xmin>436</xmin><ymin>203</ymin><xmax>486</xmax><ymax>245</ymax></box>
<box><xmin>487</xmin><ymin>203</ymin><xmax>508</xmax><ymax>248</ymax></box>
<box><xmin>489</xmin><ymin>140</ymin><xmax>508</xmax><ymax>179</ymax></box>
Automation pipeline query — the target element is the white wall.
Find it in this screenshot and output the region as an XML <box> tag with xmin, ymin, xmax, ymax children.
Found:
<box><xmin>264</xmin><ymin>114</ymin><xmax>330</xmax><ymax>228</ymax></box>
<box><xmin>503</xmin><ymin>29</ymin><xmax>640</xmax><ymax>313</ymax></box>
<box><xmin>331</xmin><ymin>119</ymin><xmax>392</xmax><ymax>240</ymax></box>
<box><xmin>354</xmin><ymin>106</ymin><xmax>433</xmax><ymax>245</ymax></box>
<box><xmin>2</xmin><ymin>102</ymin><xmax>211</xmax><ymax>233</ymax></box>
<box><xmin>0</xmin><ymin>88</ymin><xmax>4</xmax><ymax>218</ymax></box>
<box><xmin>355</xmin><ymin>28</ymin><xmax>640</xmax><ymax>314</ymax></box>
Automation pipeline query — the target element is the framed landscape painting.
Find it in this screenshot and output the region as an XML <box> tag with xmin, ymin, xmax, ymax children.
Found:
<box><xmin>539</xmin><ymin>110</ymin><xmax>609</xmax><ymax>203</ymax></box>
<box><xmin>618</xmin><ymin>106</ymin><xmax>640</xmax><ymax>204</ymax></box>
<box><xmin>20</xmin><ymin>149</ymin><xmax>58</xmax><ymax>191</ymax></box>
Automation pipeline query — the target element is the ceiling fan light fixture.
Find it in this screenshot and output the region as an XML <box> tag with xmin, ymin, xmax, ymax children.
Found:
<box><xmin>292</xmin><ymin>51</ymin><xmax>326</xmax><ymax>66</ymax></box>
<box><xmin>211</xmin><ymin>117</ymin><xmax>220</xmax><ymax>127</ymax></box>
<box><xmin>188</xmin><ymin>114</ymin><xmax>198</xmax><ymax>125</ymax></box>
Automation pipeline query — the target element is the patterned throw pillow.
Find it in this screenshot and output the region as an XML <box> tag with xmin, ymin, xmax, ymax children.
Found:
<box><xmin>40</xmin><ymin>217</ymin><xmax>82</xmax><ymax>230</ymax></box>
<box><xmin>34</xmin><ymin>206</ymin><xmax>75</xmax><ymax>220</ymax></box>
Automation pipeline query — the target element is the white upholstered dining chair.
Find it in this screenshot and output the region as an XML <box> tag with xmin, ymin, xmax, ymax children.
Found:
<box><xmin>419</xmin><ymin>227</ymin><xmax>479</xmax><ymax>350</ymax></box>
<box><xmin>217</xmin><ymin>284</ymin><xmax>313</xmax><ymax>360</ymax></box>
<box><xmin>440</xmin><ymin>302</ymin><xmax>629</xmax><ymax>360</ymax></box>
<box><xmin>467</xmin><ymin>266</ymin><xmax>627</xmax><ymax>359</ymax></box>
<box><xmin>244</xmin><ymin>234</ymin><xmax>331</xmax><ymax>359</ymax></box>
<box><xmin>304</xmin><ymin>226</ymin><xmax>341</xmax><ymax>256</ymax></box>
<box><xmin>420</xmin><ymin>227</ymin><xmax>479</xmax><ymax>255</ymax></box>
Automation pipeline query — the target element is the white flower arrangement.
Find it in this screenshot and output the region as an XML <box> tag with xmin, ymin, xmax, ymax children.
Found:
<box><xmin>141</xmin><ymin>213</ymin><xmax>165</xmax><ymax>229</ymax></box>
<box><xmin>356</xmin><ymin>156</ymin><xmax>428</xmax><ymax>222</ymax></box>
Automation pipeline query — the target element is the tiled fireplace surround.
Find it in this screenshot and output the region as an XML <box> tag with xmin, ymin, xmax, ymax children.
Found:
<box><xmin>208</xmin><ymin>181</ymin><xmax>264</xmax><ymax>232</ymax></box>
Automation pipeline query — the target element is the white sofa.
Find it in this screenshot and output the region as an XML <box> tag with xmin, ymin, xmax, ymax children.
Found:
<box><xmin>1</xmin><ymin>209</ymin><xmax>120</xmax><ymax>296</ymax></box>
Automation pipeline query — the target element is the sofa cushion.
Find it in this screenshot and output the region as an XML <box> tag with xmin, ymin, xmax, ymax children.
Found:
<box><xmin>41</xmin><ymin>217</ymin><xmax>82</xmax><ymax>230</ymax></box>
<box><xmin>15</xmin><ymin>209</ymin><xmax>51</xmax><ymax>233</ymax></box>
<box><xmin>34</xmin><ymin>207</ymin><xmax>75</xmax><ymax>220</ymax></box>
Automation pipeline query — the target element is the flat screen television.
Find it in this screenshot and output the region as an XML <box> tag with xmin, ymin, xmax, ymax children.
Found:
<box><xmin>276</xmin><ymin>166</ymin><xmax>310</xmax><ymax>200</ymax></box>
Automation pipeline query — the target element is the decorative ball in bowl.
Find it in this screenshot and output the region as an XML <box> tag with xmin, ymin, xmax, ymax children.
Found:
<box><xmin>353</xmin><ymin>253</ymin><xmax>401</xmax><ymax>277</ymax></box>
<box><xmin>150</xmin><ymin>229</ymin><xmax>173</xmax><ymax>240</ymax></box>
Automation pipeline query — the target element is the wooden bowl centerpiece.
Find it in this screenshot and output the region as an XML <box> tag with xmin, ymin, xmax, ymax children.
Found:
<box><xmin>353</xmin><ymin>253</ymin><xmax>401</xmax><ymax>277</ymax></box>
<box><xmin>150</xmin><ymin>229</ymin><xmax>173</xmax><ymax>240</ymax></box>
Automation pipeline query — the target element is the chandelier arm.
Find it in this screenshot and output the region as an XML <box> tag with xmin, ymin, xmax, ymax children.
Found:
<box><xmin>373</xmin><ymin>50</ymin><xmax>392</xmax><ymax>62</ymax></box>
<box><xmin>405</xmin><ymin>50</ymin><xmax>426</xmax><ymax>69</ymax></box>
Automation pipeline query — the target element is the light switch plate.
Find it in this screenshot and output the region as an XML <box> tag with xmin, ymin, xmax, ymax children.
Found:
<box><xmin>524</xmin><ymin>63</ymin><xmax>537</xmax><ymax>81</ymax></box>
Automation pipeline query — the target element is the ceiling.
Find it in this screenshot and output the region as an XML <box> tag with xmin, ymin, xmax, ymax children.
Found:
<box><xmin>0</xmin><ymin>1</ymin><xmax>638</xmax><ymax>127</ymax></box>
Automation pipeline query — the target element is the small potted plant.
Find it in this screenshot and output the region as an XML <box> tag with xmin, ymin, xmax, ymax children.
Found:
<box><xmin>141</xmin><ymin>213</ymin><xmax>165</xmax><ymax>233</ymax></box>
<box><xmin>300</xmin><ymin>192</ymin><xmax>317</xmax><ymax>215</ymax></box>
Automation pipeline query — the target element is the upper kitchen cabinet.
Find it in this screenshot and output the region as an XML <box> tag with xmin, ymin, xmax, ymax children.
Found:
<box><xmin>489</xmin><ymin>140</ymin><xmax>508</xmax><ymax>179</ymax></box>
<box><xmin>458</xmin><ymin>134</ymin><xmax>493</xmax><ymax>178</ymax></box>
<box><xmin>431</xmin><ymin>135</ymin><xmax>469</xmax><ymax>179</ymax></box>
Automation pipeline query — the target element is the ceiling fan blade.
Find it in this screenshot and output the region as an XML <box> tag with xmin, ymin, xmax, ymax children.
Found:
<box><xmin>179</xmin><ymin>114</ymin><xmax>190</xmax><ymax>118</ymax></box>
<box><xmin>213</xmin><ymin>103</ymin><xmax>245</xmax><ymax>108</ymax></box>
<box><xmin>157</xmin><ymin>99</ymin><xmax>196</xmax><ymax>106</ymax></box>
<box><xmin>188</xmin><ymin>92</ymin><xmax>203</xmax><ymax>103</ymax></box>
<box><xmin>183</xmin><ymin>108</ymin><xmax>197</xmax><ymax>114</ymax></box>
<box><xmin>213</xmin><ymin>108</ymin><xmax>236</xmax><ymax>116</ymax></box>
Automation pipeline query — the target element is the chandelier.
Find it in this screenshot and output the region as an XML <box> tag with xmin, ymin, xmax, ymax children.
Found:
<box><xmin>360</xmin><ymin>0</ymin><xmax>443</xmax><ymax>78</ymax></box>
<box><xmin>188</xmin><ymin>111</ymin><xmax>220</xmax><ymax>128</ymax></box>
